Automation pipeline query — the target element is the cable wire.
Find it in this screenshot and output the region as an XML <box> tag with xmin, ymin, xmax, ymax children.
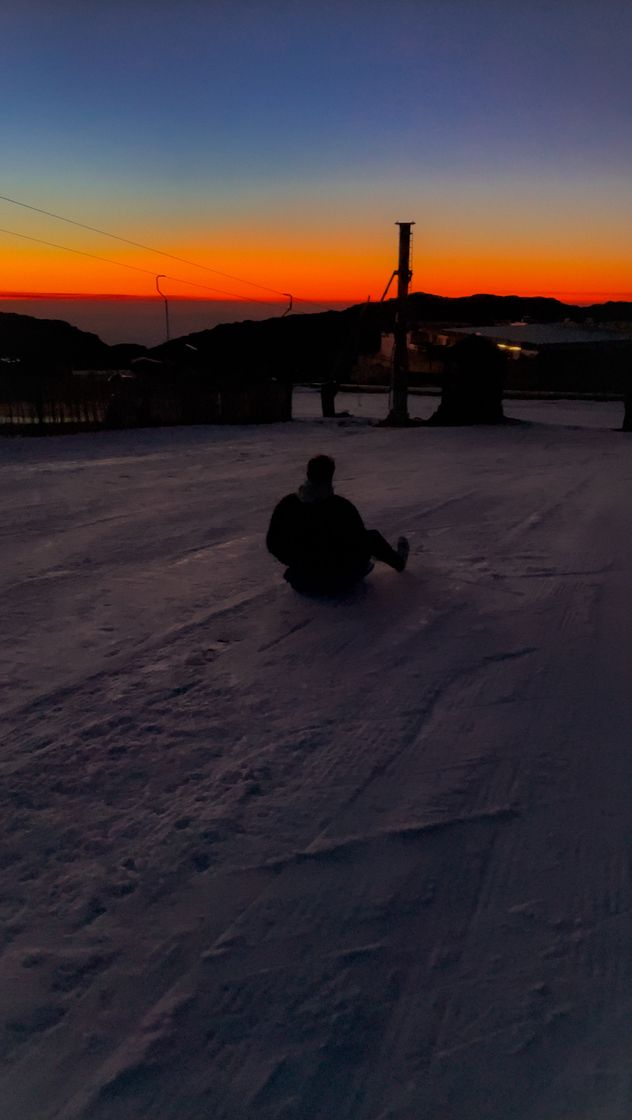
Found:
<box><xmin>0</xmin><ymin>191</ymin><xmax>340</xmax><ymax>310</ymax></box>
<box><xmin>0</xmin><ymin>226</ymin><xmax>281</xmax><ymax>304</ymax></box>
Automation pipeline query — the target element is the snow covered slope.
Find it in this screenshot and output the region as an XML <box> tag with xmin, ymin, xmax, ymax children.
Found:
<box><xmin>2</xmin><ymin>392</ymin><xmax>632</xmax><ymax>1119</ymax></box>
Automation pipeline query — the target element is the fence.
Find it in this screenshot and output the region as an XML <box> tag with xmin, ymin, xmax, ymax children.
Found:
<box><xmin>0</xmin><ymin>372</ymin><xmax>293</xmax><ymax>435</ymax></box>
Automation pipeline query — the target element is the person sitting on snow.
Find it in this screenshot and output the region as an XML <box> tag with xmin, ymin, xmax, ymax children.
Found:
<box><xmin>266</xmin><ymin>454</ymin><xmax>409</xmax><ymax>593</ymax></box>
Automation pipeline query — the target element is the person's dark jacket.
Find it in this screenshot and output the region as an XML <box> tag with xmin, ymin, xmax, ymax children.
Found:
<box><xmin>266</xmin><ymin>486</ymin><xmax>370</xmax><ymax>591</ymax></box>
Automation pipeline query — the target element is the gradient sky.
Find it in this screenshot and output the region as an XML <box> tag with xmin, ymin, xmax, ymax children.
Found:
<box><xmin>2</xmin><ymin>0</ymin><xmax>632</xmax><ymax>306</ymax></box>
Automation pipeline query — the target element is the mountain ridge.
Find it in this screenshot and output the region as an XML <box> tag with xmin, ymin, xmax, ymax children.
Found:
<box><xmin>2</xmin><ymin>294</ymin><xmax>632</xmax><ymax>377</ymax></box>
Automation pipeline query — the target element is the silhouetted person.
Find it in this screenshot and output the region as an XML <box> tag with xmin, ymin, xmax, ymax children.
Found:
<box><xmin>267</xmin><ymin>454</ymin><xmax>409</xmax><ymax>593</ymax></box>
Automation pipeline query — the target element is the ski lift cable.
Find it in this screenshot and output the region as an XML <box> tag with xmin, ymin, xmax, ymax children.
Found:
<box><xmin>0</xmin><ymin>191</ymin><xmax>340</xmax><ymax>310</ymax></box>
<box><xmin>0</xmin><ymin>226</ymin><xmax>281</xmax><ymax>303</ymax></box>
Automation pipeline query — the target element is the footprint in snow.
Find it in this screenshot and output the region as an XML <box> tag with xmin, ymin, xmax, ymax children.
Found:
<box><xmin>185</xmin><ymin>640</ymin><xmax>232</xmax><ymax>666</ymax></box>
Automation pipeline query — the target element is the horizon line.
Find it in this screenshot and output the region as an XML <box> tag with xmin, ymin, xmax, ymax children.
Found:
<box><xmin>0</xmin><ymin>291</ymin><xmax>291</xmax><ymax>303</ymax></box>
<box><xmin>2</xmin><ymin>289</ymin><xmax>632</xmax><ymax>306</ymax></box>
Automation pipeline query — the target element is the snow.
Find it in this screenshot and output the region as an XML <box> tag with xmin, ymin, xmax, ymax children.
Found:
<box><xmin>2</xmin><ymin>390</ymin><xmax>632</xmax><ymax>1119</ymax></box>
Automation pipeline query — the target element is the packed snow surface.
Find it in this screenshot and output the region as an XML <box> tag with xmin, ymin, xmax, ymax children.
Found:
<box><xmin>2</xmin><ymin>390</ymin><xmax>632</xmax><ymax>1120</ymax></box>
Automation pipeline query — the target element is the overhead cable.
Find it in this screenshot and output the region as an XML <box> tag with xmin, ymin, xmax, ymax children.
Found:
<box><xmin>0</xmin><ymin>226</ymin><xmax>279</xmax><ymax>303</ymax></box>
<box><xmin>0</xmin><ymin>192</ymin><xmax>336</xmax><ymax>310</ymax></box>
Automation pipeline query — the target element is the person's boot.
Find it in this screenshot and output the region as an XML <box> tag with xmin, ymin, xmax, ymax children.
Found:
<box><xmin>396</xmin><ymin>536</ymin><xmax>410</xmax><ymax>572</ymax></box>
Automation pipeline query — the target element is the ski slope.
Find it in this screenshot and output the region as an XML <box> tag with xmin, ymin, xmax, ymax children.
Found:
<box><xmin>2</xmin><ymin>391</ymin><xmax>632</xmax><ymax>1120</ymax></box>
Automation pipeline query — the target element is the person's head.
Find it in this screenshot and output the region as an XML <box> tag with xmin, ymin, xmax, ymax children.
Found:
<box><xmin>306</xmin><ymin>454</ymin><xmax>335</xmax><ymax>485</ymax></box>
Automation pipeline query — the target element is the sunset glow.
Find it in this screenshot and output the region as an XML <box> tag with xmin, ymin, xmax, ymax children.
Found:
<box><xmin>2</xmin><ymin>229</ymin><xmax>632</xmax><ymax>307</ymax></box>
<box><xmin>2</xmin><ymin>1</ymin><xmax>632</xmax><ymax>321</ymax></box>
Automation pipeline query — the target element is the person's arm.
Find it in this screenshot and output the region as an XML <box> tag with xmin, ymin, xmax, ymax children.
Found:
<box><xmin>339</xmin><ymin>497</ymin><xmax>366</xmax><ymax>537</ymax></box>
<box><xmin>266</xmin><ymin>496</ymin><xmax>295</xmax><ymax>565</ymax></box>
<box><xmin>333</xmin><ymin>497</ymin><xmax>370</xmax><ymax>564</ymax></box>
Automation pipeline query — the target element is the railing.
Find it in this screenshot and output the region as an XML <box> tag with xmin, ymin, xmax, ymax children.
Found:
<box><xmin>0</xmin><ymin>373</ymin><xmax>292</xmax><ymax>435</ymax></box>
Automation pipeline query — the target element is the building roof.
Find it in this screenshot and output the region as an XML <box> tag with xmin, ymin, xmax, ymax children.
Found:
<box><xmin>448</xmin><ymin>323</ymin><xmax>632</xmax><ymax>347</ymax></box>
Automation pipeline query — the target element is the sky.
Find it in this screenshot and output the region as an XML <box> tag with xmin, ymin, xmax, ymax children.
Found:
<box><xmin>2</xmin><ymin>0</ymin><xmax>632</xmax><ymax>334</ymax></box>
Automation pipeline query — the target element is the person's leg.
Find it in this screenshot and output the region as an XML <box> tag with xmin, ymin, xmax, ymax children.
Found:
<box><xmin>366</xmin><ymin>529</ymin><xmax>409</xmax><ymax>571</ymax></box>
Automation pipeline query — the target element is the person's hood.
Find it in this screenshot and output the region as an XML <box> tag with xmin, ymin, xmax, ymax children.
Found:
<box><xmin>297</xmin><ymin>480</ymin><xmax>334</xmax><ymax>503</ymax></box>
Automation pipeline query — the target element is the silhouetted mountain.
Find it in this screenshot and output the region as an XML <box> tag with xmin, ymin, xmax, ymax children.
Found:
<box><xmin>0</xmin><ymin>312</ymin><xmax>145</xmax><ymax>369</ymax></box>
<box><xmin>404</xmin><ymin>292</ymin><xmax>574</xmax><ymax>325</ymax></box>
<box><xmin>581</xmin><ymin>300</ymin><xmax>632</xmax><ymax>322</ymax></box>
<box><xmin>4</xmin><ymin>293</ymin><xmax>632</xmax><ymax>387</ymax></box>
<box><xmin>149</xmin><ymin>293</ymin><xmax>632</xmax><ymax>383</ymax></box>
<box><xmin>150</xmin><ymin>308</ymin><xmax>382</xmax><ymax>383</ymax></box>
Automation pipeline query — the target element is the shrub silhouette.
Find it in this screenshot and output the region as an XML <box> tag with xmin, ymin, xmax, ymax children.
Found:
<box><xmin>428</xmin><ymin>334</ymin><xmax>506</xmax><ymax>425</ymax></box>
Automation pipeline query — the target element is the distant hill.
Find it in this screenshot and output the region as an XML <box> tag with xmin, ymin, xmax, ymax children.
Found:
<box><xmin>404</xmin><ymin>292</ymin><xmax>632</xmax><ymax>326</ymax></box>
<box><xmin>149</xmin><ymin>293</ymin><xmax>632</xmax><ymax>382</ymax></box>
<box><xmin>405</xmin><ymin>292</ymin><xmax>572</xmax><ymax>324</ymax></box>
<box><xmin>3</xmin><ymin>294</ymin><xmax>632</xmax><ymax>384</ymax></box>
<box><xmin>0</xmin><ymin>311</ymin><xmax>145</xmax><ymax>369</ymax></box>
<box><xmin>149</xmin><ymin>307</ymin><xmax>383</xmax><ymax>383</ymax></box>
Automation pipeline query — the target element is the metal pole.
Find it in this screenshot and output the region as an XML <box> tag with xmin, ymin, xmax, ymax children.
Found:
<box><xmin>155</xmin><ymin>274</ymin><xmax>170</xmax><ymax>342</ymax></box>
<box><xmin>387</xmin><ymin>221</ymin><xmax>414</xmax><ymax>425</ymax></box>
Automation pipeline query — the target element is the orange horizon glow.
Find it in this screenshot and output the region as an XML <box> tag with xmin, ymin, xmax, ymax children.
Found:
<box><xmin>2</xmin><ymin>227</ymin><xmax>632</xmax><ymax>309</ymax></box>
<box><xmin>3</xmin><ymin>289</ymin><xmax>632</xmax><ymax>307</ymax></box>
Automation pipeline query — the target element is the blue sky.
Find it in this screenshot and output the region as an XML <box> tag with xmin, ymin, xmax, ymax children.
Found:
<box><xmin>2</xmin><ymin>0</ymin><xmax>632</xmax><ymax>305</ymax></box>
